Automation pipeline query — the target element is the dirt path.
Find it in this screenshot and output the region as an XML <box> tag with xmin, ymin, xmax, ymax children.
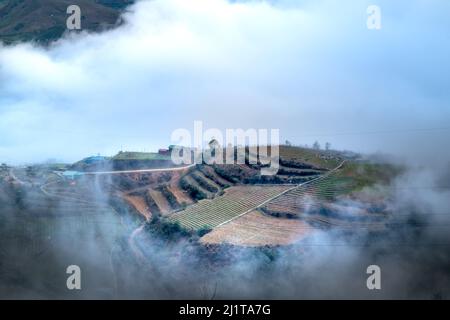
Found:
<box><xmin>129</xmin><ymin>225</ymin><xmax>146</xmax><ymax>264</ymax></box>
<box><xmin>84</xmin><ymin>164</ymin><xmax>195</xmax><ymax>175</ymax></box>
<box><xmin>9</xmin><ymin>168</ymin><xmax>32</xmax><ymax>187</ymax></box>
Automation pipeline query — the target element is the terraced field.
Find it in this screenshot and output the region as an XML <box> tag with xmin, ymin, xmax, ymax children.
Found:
<box><xmin>169</xmin><ymin>185</ymin><xmax>293</xmax><ymax>230</ymax></box>
<box><xmin>263</xmin><ymin>175</ymin><xmax>354</xmax><ymax>215</ymax></box>
<box><xmin>124</xmin><ymin>194</ymin><xmax>151</xmax><ymax>220</ymax></box>
<box><xmin>258</xmin><ymin>161</ymin><xmax>390</xmax><ymax>232</ymax></box>
<box><xmin>200</xmin><ymin>160</ymin><xmax>390</xmax><ymax>245</ymax></box>
<box><xmin>200</xmin><ymin>210</ymin><xmax>312</xmax><ymax>246</ymax></box>
<box><xmin>116</xmin><ymin>154</ymin><xmax>337</xmax><ymax>220</ymax></box>
<box><xmin>261</xmin><ymin>162</ymin><xmax>351</xmax><ymax>216</ymax></box>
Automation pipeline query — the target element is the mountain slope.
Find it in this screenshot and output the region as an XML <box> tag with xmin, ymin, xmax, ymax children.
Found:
<box><xmin>0</xmin><ymin>0</ymin><xmax>134</xmax><ymax>44</ymax></box>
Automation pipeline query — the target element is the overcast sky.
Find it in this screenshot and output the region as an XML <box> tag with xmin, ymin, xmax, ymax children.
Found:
<box><xmin>0</xmin><ymin>0</ymin><xmax>449</xmax><ymax>164</ymax></box>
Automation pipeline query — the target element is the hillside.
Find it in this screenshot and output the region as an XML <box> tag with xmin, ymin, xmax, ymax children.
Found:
<box><xmin>0</xmin><ymin>0</ymin><xmax>134</xmax><ymax>44</ymax></box>
<box><xmin>0</xmin><ymin>145</ymin><xmax>407</xmax><ymax>297</ymax></box>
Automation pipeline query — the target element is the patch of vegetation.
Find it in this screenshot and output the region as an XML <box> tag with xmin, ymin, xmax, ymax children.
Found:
<box><xmin>97</xmin><ymin>0</ymin><xmax>134</xmax><ymax>9</ymax></box>
<box><xmin>197</xmin><ymin>225</ymin><xmax>213</xmax><ymax>237</ymax></box>
<box><xmin>260</xmin><ymin>246</ymin><xmax>280</xmax><ymax>263</ymax></box>
<box><xmin>158</xmin><ymin>185</ymin><xmax>181</xmax><ymax>210</ymax></box>
<box><xmin>180</xmin><ymin>176</ymin><xmax>207</xmax><ymax>201</ymax></box>
<box><xmin>277</xmin><ymin>167</ymin><xmax>322</xmax><ymax>176</ymax></box>
<box><xmin>145</xmin><ymin>217</ymin><xmax>192</xmax><ymax>242</ymax></box>
<box><xmin>113</xmin><ymin>151</ymin><xmax>171</xmax><ymax>161</ymax></box>
<box><xmin>336</xmin><ymin>161</ymin><xmax>404</xmax><ymax>192</ymax></box>
<box><xmin>111</xmin><ymin>175</ymin><xmax>136</xmax><ymax>190</ymax></box>
<box><xmin>197</xmin><ymin>166</ymin><xmax>231</xmax><ymax>188</ymax></box>
<box><xmin>109</xmin><ymin>195</ymin><xmax>143</xmax><ymax>226</ymax></box>
<box><xmin>279</xmin><ymin>158</ymin><xmax>315</xmax><ymax>169</ymax></box>
<box><xmin>279</xmin><ymin>145</ymin><xmax>342</xmax><ymax>170</ymax></box>
<box><xmin>0</xmin><ymin>0</ymin><xmax>134</xmax><ymax>45</ymax></box>
<box><xmin>144</xmin><ymin>191</ymin><xmax>161</xmax><ymax>216</ymax></box>
<box><xmin>213</xmin><ymin>165</ymin><xmax>241</xmax><ymax>183</ymax></box>
<box><xmin>190</xmin><ymin>172</ymin><xmax>219</xmax><ymax>193</ymax></box>
<box><xmin>170</xmin><ymin>185</ymin><xmax>290</xmax><ymax>230</ymax></box>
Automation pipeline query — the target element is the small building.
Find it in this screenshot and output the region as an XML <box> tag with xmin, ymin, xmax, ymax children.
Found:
<box><xmin>158</xmin><ymin>148</ymin><xmax>171</xmax><ymax>156</ymax></box>
<box><xmin>168</xmin><ymin>145</ymin><xmax>187</xmax><ymax>157</ymax></box>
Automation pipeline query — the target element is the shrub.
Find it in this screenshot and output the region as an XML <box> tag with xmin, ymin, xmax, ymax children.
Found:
<box><xmin>279</xmin><ymin>158</ymin><xmax>314</xmax><ymax>169</ymax></box>
<box><xmin>158</xmin><ymin>185</ymin><xmax>181</xmax><ymax>210</ymax></box>
<box><xmin>197</xmin><ymin>225</ymin><xmax>213</xmax><ymax>237</ymax></box>
<box><xmin>191</xmin><ymin>172</ymin><xmax>219</xmax><ymax>193</ymax></box>
<box><xmin>213</xmin><ymin>165</ymin><xmax>240</xmax><ymax>183</ymax></box>
<box><xmin>144</xmin><ymin>191</ymin><xmax>161</xmax><ymax>216</ymax></box>
<box><xmin>197</xmin><ymin>166</ymin><xmax>230</xmax><ymax>188</ymax></box>
<box><xmin>145</xmin><ymin>219</ymin><xmax>192</xmax><ymax>241</ymax></box>
<box><xmin>180</xmin><ymin>177</ymin><xmax>207</xmax><ymax>201</ymax></box>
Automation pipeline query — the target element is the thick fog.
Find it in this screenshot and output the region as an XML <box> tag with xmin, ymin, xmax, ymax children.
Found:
<box><xmin>2</xmin><ymin>157</ymin><xmax>449</xmax><ymax>299</ymax></box>
<box><xmin>124</xmin><ymin>164</ymin><xmax>450</xmax><ymax>299</ymax></box>
<box><xmin>1</xmin><ymin>0</ymin><xmax>449</xmax><ymax>164</ymax></box>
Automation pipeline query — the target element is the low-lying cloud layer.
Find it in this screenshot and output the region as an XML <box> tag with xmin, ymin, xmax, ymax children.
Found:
<box><xmin>1</xmin><ymin>159</ymin><xmax>449</xmax><ymax>299</ymax></box>
<box><xmin>125</xmin><ymin>164</ymin><xmax>450</xmax><ymax>299</ymax></box>
<box><xmin>0</xmin><ymin>0</ymin><xmax>449</xmax><ymax>164</ymax></box>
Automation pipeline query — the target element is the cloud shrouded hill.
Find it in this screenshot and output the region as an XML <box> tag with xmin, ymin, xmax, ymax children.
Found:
<box><xmin>0</xmin><ymin>0</ymin><xmax>449</xmax><ymax>165</ymax></box>
<box><xmin>0</xmin><ymin>0</ymin><xmax>134</xmax><ymax>44</ymax></box>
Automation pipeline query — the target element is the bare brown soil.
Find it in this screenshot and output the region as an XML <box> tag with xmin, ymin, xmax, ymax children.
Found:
<box><xmin>200</xmin><ymin>210</ymin><xmax>312</xmax><ymax>246</ymax></box>
<box><xmin>123</xmin><ymin>195</ymin><xmax>151</xmax><ymax>220</ymax></box>
<box><xmin>168</xmin><ymin>186</ymin><xmax>193</xmax><ymax>206</ymax></box>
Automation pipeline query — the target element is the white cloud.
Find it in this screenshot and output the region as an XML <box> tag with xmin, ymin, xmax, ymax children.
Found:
<box><xmin>0</xmin><ymin>0</ymin><xmax>449</xmax><ymax>164</ymax></box>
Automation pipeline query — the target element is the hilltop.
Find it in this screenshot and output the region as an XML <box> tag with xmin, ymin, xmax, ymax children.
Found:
<box><xmin>0</xmin><ymin>144</ymin><xmax>406</xmax><ymax>297</ymax></box>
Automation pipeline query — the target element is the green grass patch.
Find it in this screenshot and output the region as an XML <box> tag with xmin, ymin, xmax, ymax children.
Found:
<box><xmin>279</xmin><ymin>146</ymin><xmax>342</xmax><ymax>170</ymax></box>
<box><xmin>337</xmin><ymin>161</ymin><xmax>403</xmax><ymax>191</ymax></box>
<box><xmin>113</xmin><ymin>151</ymin><xmax>171</xmax><ymax>161</ymax></box>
